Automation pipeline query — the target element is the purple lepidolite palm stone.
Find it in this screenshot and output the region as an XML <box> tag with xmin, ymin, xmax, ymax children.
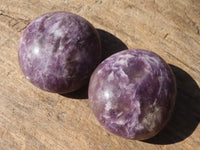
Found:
<box><xmin>89</xmin><ymin>49</ymin><xmax>176</xmax><ymax>140</ymax></box>
<box><xmin>19</xmin><ymin>12</ymin><xmax>101</xmax><ymax>93</ymax></box>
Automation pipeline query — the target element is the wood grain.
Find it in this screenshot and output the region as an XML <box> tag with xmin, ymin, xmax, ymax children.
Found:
<box><xmin>0</xmin><ymin>0</ymin><xmax>200</xmax><ymax>149</ymax></box>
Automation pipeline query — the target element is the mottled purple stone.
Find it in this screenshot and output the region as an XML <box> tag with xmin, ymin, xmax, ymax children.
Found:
<box><xmin>89</xmin><ymin>49</ymin><xmax>176</xmax><ymax>140</ymax></box>
<box><xmin>19</xmin><ymin>12</ymin><xmax>101</xmax><ymax>93</ymax></box>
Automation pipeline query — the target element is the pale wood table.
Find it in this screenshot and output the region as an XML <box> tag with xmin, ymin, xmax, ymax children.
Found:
<box><xmin>0</xmin><ymin>0</ymin><xmax>200</xmax><ymax>150</ymax></box>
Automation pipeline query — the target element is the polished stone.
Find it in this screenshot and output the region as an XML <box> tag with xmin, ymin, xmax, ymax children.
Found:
<box><xmin>19</xmin><ymin>12</ymin><xmax>101</xmax><ymax>93</ymax></box>
<box><xmin>89</xmin><ymin>49</ymin><xmax>176</xmax><ymax>140</ymax></box>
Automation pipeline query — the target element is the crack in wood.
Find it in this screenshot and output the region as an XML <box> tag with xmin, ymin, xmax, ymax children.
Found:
<box><xmin>196</xmin><ymin>26</ymin><xmax>199</xmax><ymax>35</ymax></box>
<box><xmin>163</xmin><ymin>33</ymin><xmax>169</xmax><ymax>39</ymax></box>
<box><xmin>185</xmin><ymin>11</ymin><xmax>200</xmax><ymax>35</ymax></box>
<box><xmin>0</xmin><ymin>10</ymin><xmax>30</xmax><ymax>32</ymax></box>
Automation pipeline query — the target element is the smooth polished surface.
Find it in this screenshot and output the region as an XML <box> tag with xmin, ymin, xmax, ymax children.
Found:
<box><xmin>1</xmin><ymin>0</ymin><xmax>200</xmax><ymax>150</ymax></box>
<box><xmin>18</xmin><ymin>11</ymin><xmax>101</xmax><ymax>93</ymax></box>
<box><xmin>89</xmin><ymin>49</ymin><xmax>176</xmax><ymax>140</ymax></box>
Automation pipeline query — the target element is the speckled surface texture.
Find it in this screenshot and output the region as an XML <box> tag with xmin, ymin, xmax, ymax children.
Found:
<box><xmin>18</xmin><ymin>11</ymin><xmax>101</xmax><ymax>93</ymax></box>
<box><xmin>1</xmin><ymin>0</ymin><xmax>200</xmax><ymax>149</ymax></box>
<box><xmin>89</xmin><ymin>49</ymin><xmax>176</xmax><ymax>140</ymax></box>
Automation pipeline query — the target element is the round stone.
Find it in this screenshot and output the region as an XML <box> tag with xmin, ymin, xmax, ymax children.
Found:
<box><xmin>18</xmin><ymin>11</ymin><xmax>101</xmax><ymax>93</ymax></box>
<box><xmin>88</xmin><ymin>49</ymin><xmax>176</xmax><ymax>140</ymax></box>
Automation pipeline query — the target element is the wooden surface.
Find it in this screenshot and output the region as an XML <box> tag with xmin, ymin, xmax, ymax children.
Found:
<box><xmin>0</xmin><ymin>0</ymin><xmax>200</xmax><ymax>149</ymax></box>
